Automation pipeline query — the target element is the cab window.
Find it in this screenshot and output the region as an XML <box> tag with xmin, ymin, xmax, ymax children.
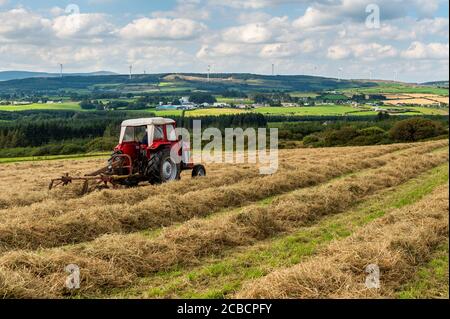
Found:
<box><xmin>135</xmin><ymin>126</ymin><xmax>147</xmax><ymax>143</ymax></box>
<box><xmin>166</xmin><ymin>124</ymin><xmax>177</xmax><ymax>141</ymax></box>
<box><xmin>122</xmin><ymin>127</ymin><xmax>135</xmax><ymax>142</ymax></box>
<box><xmin>154</xmin><ymin>125</ymin><xmax>164</xmax><ymax>140</ymax></box>
<box><xmin>122</xmin><ymin>126</ymin><xmax>147</xmax><ymax>143</ymax></box>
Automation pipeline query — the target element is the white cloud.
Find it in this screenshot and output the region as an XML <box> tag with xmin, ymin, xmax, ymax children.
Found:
<box><xmin>327</xmin><ymin>42</ymin><xmax>398</xmax><ymax>60</ymax></box>
<box><xmin>50</xmin><ymin>7</ymin><xmax>65</xmax><ymax>16</ymax></box>
<box><xmin>260</xmin><ymin>40</ymin><xmax>316</xmax><ymax>58</ymax></box>
<box><xmin>0</xmin><ymin>8</ymin><xmax>52</xmax><ymax>41</ymax></box>
<box><xmin>414</xmin><ymin>0</ymin><xmax>440</xmax><ymax>18</ymax></box>
<box><xmin>327</xmin><ymin>45</ymin><xmax>351</xmax><ymax>60</ymax></box>
<box><xmin>52</xmin><ymin>13</ymin><xmax>114</xmax><ymax>38</ymax></box>
<box><xmin>0</xmin><ymin>1</ymin><xmax>448</xmax><ymax>82</ymax></box>
<box><xmin>151</xmin><ymin>0</ymin><xmax>210</xmax><ymax>20</ymax></box>
<box><xmin>119</xmin><ymin>18</ymin><xmax>207</xmax><ymax>40</ymax></box>
<box><xmin>401</xmin><ymin>41</ymin><xmax>449</xmax><ymax>59</ymax></box>
<box><xmin>208</xmin><ymin>0</ymin><xmax>310</xmax><ymax>9</ymax></box>
<box><xmin>222</xmin><ymin>23</ymin><xmax>273</xmax><ymax>43</ymax></box>
<box><xmin>197</xmin><ymin>42</ymin><xmax>258</xmax><ymax>58</ymax></box>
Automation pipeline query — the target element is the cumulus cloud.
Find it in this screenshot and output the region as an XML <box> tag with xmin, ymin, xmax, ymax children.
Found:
<box><xmin>119</xmin><ymin>18</ymin><xmax>207</xmax><ymax>40</ymax></box>
<box><xmin>0</xmin><ymin>1</ymin><xmax>448</xmax><ymax>82</ymax></box>
<box><xmin>401</xmin><ymin>41</ymin><xmax>449</xmax><ymax>59</ymax></box>
<box><xmin>151</xmin><ymin>0</ymin><xmax>210</xmax><ymax>20</ymax></box>
<box><xmin>327</xmin><ymin>45</ymin><xmax>351</xmax><ymax>60</ymax></box>
<box><xmin>327</xmin><ymin>42</ymin><xmax>398</xmax><ymax>60</ymax></box>
<box><xmin>260</xmin><ymin>40</ymin><xmax>316</xmax><ymax>58</ymax></box>
<box><xmin>222</xmin><ymin>23</ymin><xmax>273</xmax><ymax>43</ymax></box>
<box><xmin>0</xmin><ymin>8</ymin><xmax>52</xmax><ymax>41</ymax></box>
<box><xmin>209</xmin><ymin>0</ymin><xmax>312</xmax><ymax>9</ymax></box>
<box><xmin>52</xmin><ymin>13</ymin><xmax>115</xmax><ymax>39</ymax></box>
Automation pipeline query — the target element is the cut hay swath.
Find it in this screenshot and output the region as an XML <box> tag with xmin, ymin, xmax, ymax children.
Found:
<box><xmin>0</xmin><ymin>143</ymin><xmax>414</xmax><ymax>213</ymax></box>
<box><xmin>236</xmin><ymin>184</ymin><xmax>449</xmax><ymax>299</ymax></box>
<box><xmin>0</xmin><ymin>141</ymin><xmax>447</xmax><ymax>298</ymax></box>
<box><xmin>0</xmin><ymin>141</ymin><xmax>443</xmax><ymax>251</ymax></box>
<box><xmin>0</xmin><ymin>145</ymin><xmax>382</xmax><ymax>211</ymax></box>
<box><xmin>0</xmin><ymin>144</ymin><xmax>396</xmax><ymax>216</ymax></box>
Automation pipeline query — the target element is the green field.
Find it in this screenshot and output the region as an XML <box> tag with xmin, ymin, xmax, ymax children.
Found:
<box><xmin>1</xmin><ymin>102</ymin><xmax>446</xmax><ymax>117</ymax></box>
<box><xmin>0</xmin><ymin>102</ymin><xmax>82</xmax><ymax>112</ymax></box>
<box><xmin>216</xmin><ymin>97</ymin><xmax>255</xmax><ymax>105</ymax></box>
<box><xmin>0</xmin><ymin>152</ymin><xmax>109</xmax><ymax>164</ymax></box>
<box><xmin>150</xmin><ymin>108</ymin><xmax>250</xmax><ymax>117</ymax></box>
<box><xmin>255</xmin><ymin>105</ymin><xmax>372</xmax><ymax>116</ymax></box>
<box><xmin>342</xmin><ymin>83</ymin><xmax>449</xmax><ymax>96</ymax></box>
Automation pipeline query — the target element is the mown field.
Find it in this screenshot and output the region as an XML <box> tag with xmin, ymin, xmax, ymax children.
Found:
<box><xmin>0</xmin><ymin>140</ymin><xmax>448</xmax><ymax>299</ymax></box>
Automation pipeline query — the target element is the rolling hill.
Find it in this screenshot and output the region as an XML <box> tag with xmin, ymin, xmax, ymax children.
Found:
<box><xmin>0</xmin><ymin>71</ymin><xmax>117</xmax><ymax>82</ymax></box>
<box><xmin>0</xmin><ymin>73</ymin><xmax>377</xmax><ymax>94</ymax></box>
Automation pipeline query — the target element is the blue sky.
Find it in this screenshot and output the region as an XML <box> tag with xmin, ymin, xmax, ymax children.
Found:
<box><xmin>0</xmin><ymin>0</ymin><xmax>448</xmax><ymax>82</ymax></box>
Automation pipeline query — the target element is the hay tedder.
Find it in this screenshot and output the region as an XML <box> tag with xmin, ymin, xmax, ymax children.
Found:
<box><xmin>49</xmin><ymin>117</ymin><xmax>206</xmax><ymax>194</ymax></box>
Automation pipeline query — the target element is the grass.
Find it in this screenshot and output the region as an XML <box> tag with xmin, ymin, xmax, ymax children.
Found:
<box><xmin>149</xmin><ymin>105</ymin><xmax>446</xmax><ymax>117</ymax></box>
<box><xmin>0</xmin><ymin>102</ymin><xmax>82</xmax><ymax>112</ymax></box>
<box><xmin>408</xmin><ymin>107</ymin><xmax>449</xmax><ymax>115</ymax></box>
<box><xmin>255</xmin><ymin>105</ymin><xmax>366</xmax><ymax>115</ymax></box>
<box><xmin>149</xmin><ymin>105</ymin><xmax>373</xmax><ymax>117</ymax></box>
<box><xmin>114</xmin><ymin>162</ymin><xmax>449</xmax><ymax>299</ymax></box>
<box><xmin>148</xmin><ymin>108</ymin><xmax>249</xmax><ymax>117</ymax></box>
<box><xmin>342</xmin><ymin>83</ymin><xmax>449</xmax><ymax>96</ymax></box>
<box><xmin>0</xmin><ymin>152</ymin><xmax>109</xmax><ymax>164</ymax></box>
<box><xmin>397</xmin><ymin>241</ymin><xmax>449</xmax><ymax>299</ymax></box>
<box><xmin>216</xmin><ymin>98</ymin><xmax>255</xmax><ymax>105</ymax></box>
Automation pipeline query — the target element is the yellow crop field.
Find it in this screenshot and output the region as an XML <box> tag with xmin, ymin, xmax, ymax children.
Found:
<box><xmin>384</xmin><ymin>93</ymin><xmax>449</xmax><ymax>106</ymax></box>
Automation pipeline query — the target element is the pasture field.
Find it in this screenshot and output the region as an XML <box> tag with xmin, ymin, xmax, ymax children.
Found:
<box><xmin>0</xmin><ymin>101</ymin><xmax>447</xmax><ymax>117</ymax></box>
<box><xmin>151</xmin><ymin>105</ymin><xmax>377</xmax><ymax>117</ymax></box>
<box><xmin>342</xmin><ymin>83</ymin><xmax>449</xmax><ymax>96</ymax></box>
<box><xmin>152</xmin><ymin>105</ymin><xmax>448</xmax><ymax>117</ymax></box>
<box><xmin>0</xmin><ymin>139</ymin><xmax>448</xmax><ymax>299</ymax></box>
<box><xmin>0</xmin><ymin>102</ymin><xmax>82</xmax><ymax>112</ymax></box>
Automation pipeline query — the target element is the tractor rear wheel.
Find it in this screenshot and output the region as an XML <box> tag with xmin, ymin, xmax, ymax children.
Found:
<box><xmin>147</xmin><ymin>149</ymin><xmax>180</xmax><ymax>184</ymax></box>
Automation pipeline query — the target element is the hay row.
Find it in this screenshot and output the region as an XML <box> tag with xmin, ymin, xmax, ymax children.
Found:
<box><xmin>0</xmin><ymin>143</ymin><xmax>389</xmax><ymax>211</ymax></box>
<box><xmin>0</xmin><ymin>145</ymin><xmax>447</xmax><ymax>298</ymax></box>
<box><xmin>236</xmin><ymin>184</ymin><xmax>449</xmax><ymax>298</ymax></box>
<box><xmin>0</xmin><ymin>142</ymin><xmax>415</xmax><ymax>217</ymax></box>
<box><xmin>74</xmin><ymin>147</ymin><xmax>449</xmax><ymax>277</ymax></box>
<box><xmin>0</xmin><ymin>142</ymin><xmax>440</xmax><ymax>252</ymax></box>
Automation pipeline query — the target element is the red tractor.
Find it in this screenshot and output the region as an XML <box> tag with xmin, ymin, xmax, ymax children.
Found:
<box><xmin>50</xmin><ymin>117</ymin><xmax>206</xmax><ymax>193</ymax></box>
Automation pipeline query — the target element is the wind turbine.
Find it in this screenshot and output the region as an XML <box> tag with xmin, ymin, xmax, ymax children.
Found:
<box><xmin>338</xmin><ymin>67</ymin><xmax>344</xmax><ymax>82</ymax></box>
<box><xmin>129</xmin><ymin>65</ymin><xmax>133</xmax><ymax>80</ymax></box>
<box><xmin>207</xmin><ymin>64</ymin><xmax>211</xmax><ymax>82</ymax></box>
<box><xmin>59</xmin><ymin>63</ymin><xmax>63</xmax><ymax>78</ymax></box>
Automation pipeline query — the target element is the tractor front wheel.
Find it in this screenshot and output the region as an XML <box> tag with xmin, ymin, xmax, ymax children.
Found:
<box><xmin>192</xmin><ymin>164</ymin><xmax>206</xmax><ymax>178</ymax></box>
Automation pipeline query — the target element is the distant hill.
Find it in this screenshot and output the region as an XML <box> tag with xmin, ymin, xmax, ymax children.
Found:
<box><xmin>420</xmin><ymin>81</ymin><xmax>449</xmax><ymax>87</ymax></box>
<box><xmin>0</xmin><ymin>71</ymin><xmax>117</xmax><ymax>81</ymax></box>
<box><xmin>0</xmin><ymin>73</ymin><xmax>377</xmax><ymax>94</ymax></box>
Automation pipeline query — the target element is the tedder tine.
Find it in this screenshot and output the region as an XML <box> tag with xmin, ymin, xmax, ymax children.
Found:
<box><xmin>86</xmin><ymin>166</ymin><xmax>109</xmax><ymax>177</ymax></box>
<box><xmin>81</xmin><ymin>180</ymin><xmax>90</xmax><ymax>195</ymax></box>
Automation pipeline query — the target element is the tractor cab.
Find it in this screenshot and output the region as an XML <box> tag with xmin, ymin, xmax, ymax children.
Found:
<box><xmin>116</xmin><ymin>118</ymin><xmax>178</xmax><ymax>162</ymax></box>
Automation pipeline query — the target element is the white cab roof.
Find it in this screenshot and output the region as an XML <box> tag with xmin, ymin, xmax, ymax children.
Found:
<box><xmin>121</xmin><ymin>118</ymin><xmax>175</xmax><ymax>127</ymax></box>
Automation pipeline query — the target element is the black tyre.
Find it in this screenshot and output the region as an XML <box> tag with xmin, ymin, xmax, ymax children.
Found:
<box><xmin>192</xmin><ymin>164</ymin><xmax>206</xmax><ymax>178</ymax></box>
<box><xmin>147</xmin><ymin>149</ymin><xmax>180</xmax><ymax>184</ymax></box>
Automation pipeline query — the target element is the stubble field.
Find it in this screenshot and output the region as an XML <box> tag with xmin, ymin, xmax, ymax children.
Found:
<box><xmin>0</xmin><ymin>140</ymin><xmax>448</xmax><ymax>299</ymax></box>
